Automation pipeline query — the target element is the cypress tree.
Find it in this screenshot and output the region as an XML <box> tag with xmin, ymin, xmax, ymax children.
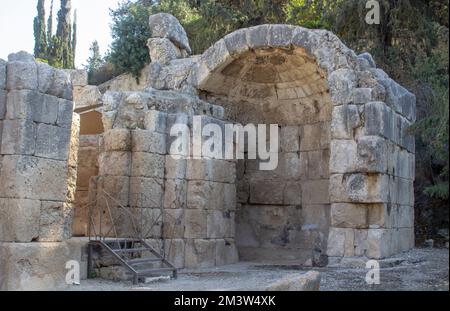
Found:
<box><xmin>47</xmin><ymin>0</ymin><xmax>54</xmax><ymax>47</ymax></box>
<box><xmin>56</xmin><ymin>0</ymin><xmax>74</xmax><ymax>68</ymax></box>
<box><xmin>33</xmin><ymin>0</ymin><xmax>47</xmax><ymax>59</ymax></box>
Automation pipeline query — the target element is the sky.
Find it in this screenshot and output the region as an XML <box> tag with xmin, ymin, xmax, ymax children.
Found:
<box><xmin>0</xmin><ymin>0</ymin><xmax>122</xmax><ymax>68</ymax></box>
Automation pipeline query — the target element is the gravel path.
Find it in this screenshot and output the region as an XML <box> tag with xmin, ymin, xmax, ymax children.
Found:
<box><xmin>57</xmin><ymin>247</ymin><xmax>449</xmax><ymax>291</ymax></box>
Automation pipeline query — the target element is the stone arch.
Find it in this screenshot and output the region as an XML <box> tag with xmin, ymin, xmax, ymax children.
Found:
<box><xmin>188</xmin><ymin>25</ymin><xmax>416</xmax><ymax>262</ymax></box>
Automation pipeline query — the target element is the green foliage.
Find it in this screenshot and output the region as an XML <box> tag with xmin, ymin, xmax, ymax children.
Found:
<box><xmin>34</xmin><ymin>0</ymin><xmax>47</xmax><ymax>59</ymax></box>
<box><xmin>86</xmin><ymin>41</ymin><xmax>104</xmax><ymax>83</ymax></box>
<box><xmin>33</xmin><ymin>0</ymin><xmax>76</xmax><ymax>69</ymax></box>
<box><xmin>108</xmin><ymin>0</ymin><xmax>152</xmax><ymax>79</ymax></box>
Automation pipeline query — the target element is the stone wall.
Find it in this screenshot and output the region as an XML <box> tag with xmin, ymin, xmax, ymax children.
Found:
<box><xmin>91</xmin><ymin>89</ymin><xmax>238</xmax><ymax>268</ymax></box>
<box><xmin>0</xmin><ymin>52</ymin><xmax>79</xmax><ymax>290</ymax></box>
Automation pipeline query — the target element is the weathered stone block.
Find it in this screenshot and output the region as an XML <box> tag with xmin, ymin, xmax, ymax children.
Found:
<box><xmin>164</xmin><ymin>178</ymin><xmax>187</xmax><ymax>209</ymax></box>
<box><xmin>129</xmin><ymin>177</ymin><xmax>164</xmax><ymax>208</ymax></box>
<box><xmin>280</xmin><ymin>126</ymin><xmax>300</xmax><ymax>152</ymax></box>
<box><xmin>69</xmin><ymin>69</ymin><xmax>88</xmax><ymax>87</ymax></box>
<box><xmin>163</xmin><ymin>209</ymin><xmax>184</xmax><ymax>238</ymax></box>
<box><xmin>0</xmin><ymin>198</ymin><xmax>40</xmax><ymax>242</ymax></box>
<box><xmin>187</xmin><ymin>180</ymin><xmax>225</xmax><ymax>210</ymax></box>
<box><xmin>56</xmin><ymin>99</ymin><xmax>74</xmax><ymax>128</ymax></box>
<box><xmin>0</xmin><ymin>90</ymin><xmax>6</xmax><ymax>120</ymax></box>
<box><xmin>247</xmin><ymin>25</ymin><xmax>270</xmax><ymax>49</ymax></box>
<box><xmin>283</xmin><ymin>182</ymin><xmax>302</xmax><ymax>205</ymax></box>
<box><xmin>0</xmin><ymin>155</ymin><xmax>68</xmax><ymax>201</ymax></box>
<box><xmin>0</xmin><ymin>119</ymin><xmax>36</xmax><ymax>155</ymax></box>
<box><xmin>98</xmin><ymin>151</ymin><xmax>131</xmax><ymax>176</ymax></box>
<box><xmin>331</xmin><ymin>203</ymin><xmax>368</xmax><ymax>229</ymax></box>
<box><xmin>148</xmin><ymin>13</ymin><xmax>192</xmax><ymax>54</ymax></box>
<box><xmin>364</xmin><ymin>101</ymin><xmax>393</xmax><ymax>140</ymax></box>
<box><xmin>184</xmin><ymin>209</ymin><xmax>207</xmax><ymax>238</ymax></box>
<box><xmin>329</xmin><ymin>173</ymin><xmax>389</xmax><ymax>203</ymax></box>
<box><xmin>144</xmin><ymin>110</ymin><xmax>167</xmax><ymax>133</ymax></box>
<box><xmin>35</xmin><ymin>124</ymin><xmax>71</xmax><ymax>160</ymax></box>
<box><xmin>0</xmin><ymin>241</ymin><xmax>82</xmax><ymax>290</ymax></box>
<box><xmin>186</xmin><ymin>158</ymin><xmax>235</xmax><ymax>183</ymax></box>
<box><xmin>164</xmin><ymin>239</ymin><xmax>185</xmax><ymax>268</ymax></box>
<box><xmin>331</xmin><ymin>104</ymin><xmax>361</xmax><ymax>139</ymax></box>
<box><xmin>266</xmin><ymin>271</ymin><xmax>321</xmax><ymax>291</ymax></box>
<box><xmin>165</xmin><ymin>156</ymin><xmax>186</xmax><ymax>179</ymax></box>
<box><xmin>223</xmin><ymin>29</ymin><xmax>249</xmax><ymax>55</ymax></box>
<box><xmin>0</xmin><ymin>59</ymin><xmax>6</xmax><ymax>89</ymax></box>
<box><xmin>356</xmin><ymin>135</ymin><xmax>388</xmax><ymax>173</ymax></box>
<box><xmin>73</xmin><ymin>85</ymin><xmax>101</xmax><ymax>110</ymax></box>
<box><xmin>131</xmin><ymin>152</ymin><xmax>165</xmax><ymax>178</ymax></box>
<box><xmin>6</xmin><ymin>61</ymin><xmax>38</xmax><ymax>90</ymax></box>
<box><xmin>148</xmin><ymin>38</ymin><xmax>182</xmax><ymax>65</ymax></box>
<box><xmin>302</xmin><ymin>179</ymin><xmax>330</xmax><ymax>205</ymax></box>
<box><xmin>103</xmin><ymin>129</ymin><xmax>131</xmax><ymax>151</ymax></box>
<box><xmin>268</xmin><ymin>24</ymin><xmax>295</xmax><ymax>48</ymax></box>
<box><xmin>39</xmin><ymin>201</ymin><xmax>73</xmax><ymax>242</ymax></box>
<box><xmin>250</xmin><ymin>180</ymin><xmax>284</xmax><ymax>205</ymax></box>
<box><xmin>185</xmin><ymin>239</ymin><xmax>216</xmax><ymax>268</ymax></box>
<box><xmin>367</xmin><ymin>228</ymin><xmax>393</xmax><ymax>259</ymax></box>
<box><xmin>327</xmin><ymin>69</ymin><xmax>357</xmax><ymax>105</ymax></box>
<box><xmin>207</xmin><ymin>210</ymin><xmax>228</xmax><ymax>238</ymax></box>
<box><xmin>96</xmin><ymin>176</ymin><xmax>130</xmax><ymax>208</ymax></box>
<box><xmin>131</xmin><ymin>129</ymin><xmax>166</xmax><ymax>154</ymax></box>
<box><xmin>215</xmin><ymin>239</ymin><xmax>239</xmax><ymax>266</ymax></box>
<box><xmin>48</xmin><ymin>69</ymin><xmax>73</xmax><ymax>100</ymax></box>
<box><xmin>330</xmin><ymin>139</ymin><xmax>357</xmax><ymax>173</ymax></box>
<box><xmin>327</xmin><ymin>227</ymin><xmax>354</xmax><ymax>257</ymax></box>
<box><xmin>300</xmin><ymin>122</ymin><xmax>330</xmax><ymax>151</ymax></box>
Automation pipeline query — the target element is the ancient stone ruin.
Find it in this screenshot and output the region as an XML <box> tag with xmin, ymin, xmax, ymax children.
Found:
<box><xmin>0</xmin><ymin>13</ymin><xmax>416</xmax><ymax>290</ymax></box>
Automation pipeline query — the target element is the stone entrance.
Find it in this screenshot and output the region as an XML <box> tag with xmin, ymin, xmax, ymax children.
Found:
<box><xmin>0</xmin><ymin>14</ymin><xmax>416</xmax><ymax>290</ymax></box>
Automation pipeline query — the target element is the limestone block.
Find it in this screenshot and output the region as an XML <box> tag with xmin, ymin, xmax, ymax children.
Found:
<box><xmin>283</xmin><ymin>181</ymin><xmax>302</xmax><ymax>205</ymax></box>
<box><xmin>35</xmin><ymin>124</ymin><xmax>71</xmax><ymax>160</ymax></box>
<box><xmin>36</xmin><ymin>61</ymin><xmax>54</xmax><ymax>94</ymax></box>
<box><xmin>148</xmin><ymin>38</ymin><xmax>182</xmax><ymax>65</ymax></box>
<box><xmin>327</xmin><ymin>69</ymin><xmax>357</xmax><ymax>105</ymax></box>
<box><xmin>6</xmin><ymin>61</ymin><xmax>38</xmax><ymax>90</ymax></box>
<box><xmin>115</xmin><ymin>207</ymin><xmax>162</xmax><ymax>238</ymax></box>
<box><xmin>165</xmin><ymin>156</ymin><xmax>186</xmax><ymax>179</ymax></box>
<box><xmin>96</xmin><ymin>176</ymin><xmax>130</xmax><ymax>208</ymax></box>
<box><xmin>331</xmin><ymin>203</ymin><xmax>368</xmax><ymax>229</ymax></box>
<box><xmin>39</xmin><ymin>201</ymin><xmax>73</xmax><ymax>242</ymax></box>
<box><xmin>246</xmin><ymin>25</ymin><xmax>270</xmax><ymax>49</ymax></box>
<box><xmin>329</xmin><ymin>173</ymin><xmax>389</xmax><ymax>203</ymax></box>
<box><xmin>57</xmin><ymin>98</ymin><xmax>74</xmax><ymax>128</ymax></box>
<box><xmin>164</xmin><ymin>239</ymin><xmax>185</xmax><ymax>268</ymax></box>
<box><xmin>201</xmin><ymin>39</ymin><xmax>231</xmax><ymax>71</ymax></box>
<box><xmin>131</xmin><ymin>129</ymin><xmax>166</xmax><ymax>154</ymax></box>
<box><xmin>356</xmin><ymin>135</ymin><xmax>388</xmax><ymax>173</ymax></box>
<box><xmin>73</xmin><ymin>85</ymin><xmax>101</xmax><ymax>109</ymax></box>
<box><xmin>0</xmin><ymin>198</ymin><xmax>40</xmax><ymax>242</ymax></box>
<box><xmin>223</xmin><ymin>183</ymin><xmax>237</xmax><ymax>211</ymax></box>
<box><xmin>103</xmin><ymin>129</ymin><xmax>131</xmax><ymax>152</ymax></box>
<box><xmin>330</xmin><ymin>139</ymin><xmax>357</xmax><ymax>173</ymax></box>
<box><xmin>149</xmin><ymin>13</ymin><xmax>191</xmax><ymax>54</ymax></box>
<box><xmin>49</xmin><ymin>69</ymin><xmax>73</xmax><ymax>100</ymax></box>
<box><xmin>215</xmin><ymin>239</ymin><xmax>239</xmax><ymax>266</ymax></box>
<box><xmin>249</xmin><ymin>180</ymin><xmax>284</xmax><ymax>205</ymax></box>
<box><xmin>268</xmin><ymin>24</ymin><xmax>295</xmax><ymax>48</ymax></box>
<box><xmin>330</xmin><ymin>104</ymin><xmax>361</xmax><ymax>139</ymax></box>
<box><xmin>0</xmin><ymin>155</ymin><xmax>68</xmax><ymax>201</ymax></box>
<box><xmin>326</xmin><ymin>227</ymin><xmax>354</xmax><ymax>257</ymax></box>
<box><xmin>186</xmin><ymin>159</ymin><xmax>236</xmax><ymax>183</ymax></box>
<box><xmin>0</xmin><ymin>58</ymin><xmax>6</xmax><ymax>89</ymax></box>
<box><xmin>300</xmin><ymin>122</ymin><xmax>330</xmax><ymax>151</ymax></box>
<box><xmin>187</xmin><ymin>180</ymin><xmax>225</xmax><ymax>210</ymax></box>
<box><xmin>0</xmin><ymin>119</ymin><xmax>36</xmax><ymax>155</ymax></box>
<box><xmin>184</xmin><ymin>239</ymin><xmax>216</xmax><ymax>268</ymax></box>
<box><xmin>163</xmin><ymin>209</ymin><xmax>184</xmax><ymax>238</ymax></box>
<box><xmin>223</xmin><ymin>29</ymin><xmax>249</xmax><ymax>55</ymax></box>
<box><xmin>129</xmin><ymin>177</ymin><xmax>164</xmax><ymax>208</ymax></box>
<box><xmin>280</xmin><ymin>126</ymin><xmax>300</xmax><ymax>152</ymax></box>
<box><xmin>358</xmin><ymin>52</ymin><xmax>376</xmax><ymax>68</ymax></box>
<box><xmin>0</xmin><ymin>90</ymin><xmax>5</xmax><ymax>120</ymax></box>
<box><xmin>0</xmin><ymin>241</ymin><xmax>78</xmax><ymax>290</ymax></box>
<box><xmin>392</xmin><ymin>227</ymin><xmax>414</xmax><ymax>252</ymax></box>
<box><xmin>98</xmin><ymin>151</ymin><xmax>131</xmax><ymax>176</ymax></box>
<box><xmin>144</xmin><ymin>110</ymin><xmax>167</xmax><ymax>133</ymax></box>
<box><xmin>8</xmin><ymin>51</ymin><xmax>35</xmax><ymax>62</ymax></box>
<box><xmin>305</xmin><ymin>149</ymin><xmax>330</xmax><ymax>179</ymax></box>
<box><xmin>364</xmin><ymin>101</ymin><xmax>393</xmax><ymax>140</ymax></box>
<box><xmin>394</xmin><ymin>205</ymin><xmax>414</xmax><ymax>228</ymax></box>
<box><xmin>367</xmin><ymin>228</ymin><xmax>393</xmax><ymax>259</ymax></box>
<box><xmin>164</xmin><ymin>178</ymin><xmax>187</xmax><ymax>209</ymax></box>
<box><xmin>266</xmin><ymin>271</ymin><xmax>321</xmax><ymax>291</ymax></box>
<box><xmin>184</xmin><ymin>209</ymin><xmax>207</xmax><ymax>238</ymax></box>
<box><xmin>131</xmin><ymin>152</ymin><xmax>165</xmax><ymax>178</ymax></box>
<box><xmin>302</xmin><ymin>179</ymin><xmax>330</xmax><ymax>205</ymax></box>
<box><xmin>352</xmin><ymin>88</ymin><xmax>374</xmax><ymax>104</ymax></box>
<box><xmin>69</xmin><ymin>69</ymin><xmax>88</xmax><ymax>87</ymax></box>
<box><xmin>207</xmin><ymin>210</ymin><xmax>228</xmax><ymax>238</ymax></box>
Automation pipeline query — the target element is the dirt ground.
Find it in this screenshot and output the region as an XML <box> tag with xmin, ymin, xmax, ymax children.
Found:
<box><xmin>57</xmin><ymin>247</ymin><xmax>449</xmax><ymax>291</ymax></box>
